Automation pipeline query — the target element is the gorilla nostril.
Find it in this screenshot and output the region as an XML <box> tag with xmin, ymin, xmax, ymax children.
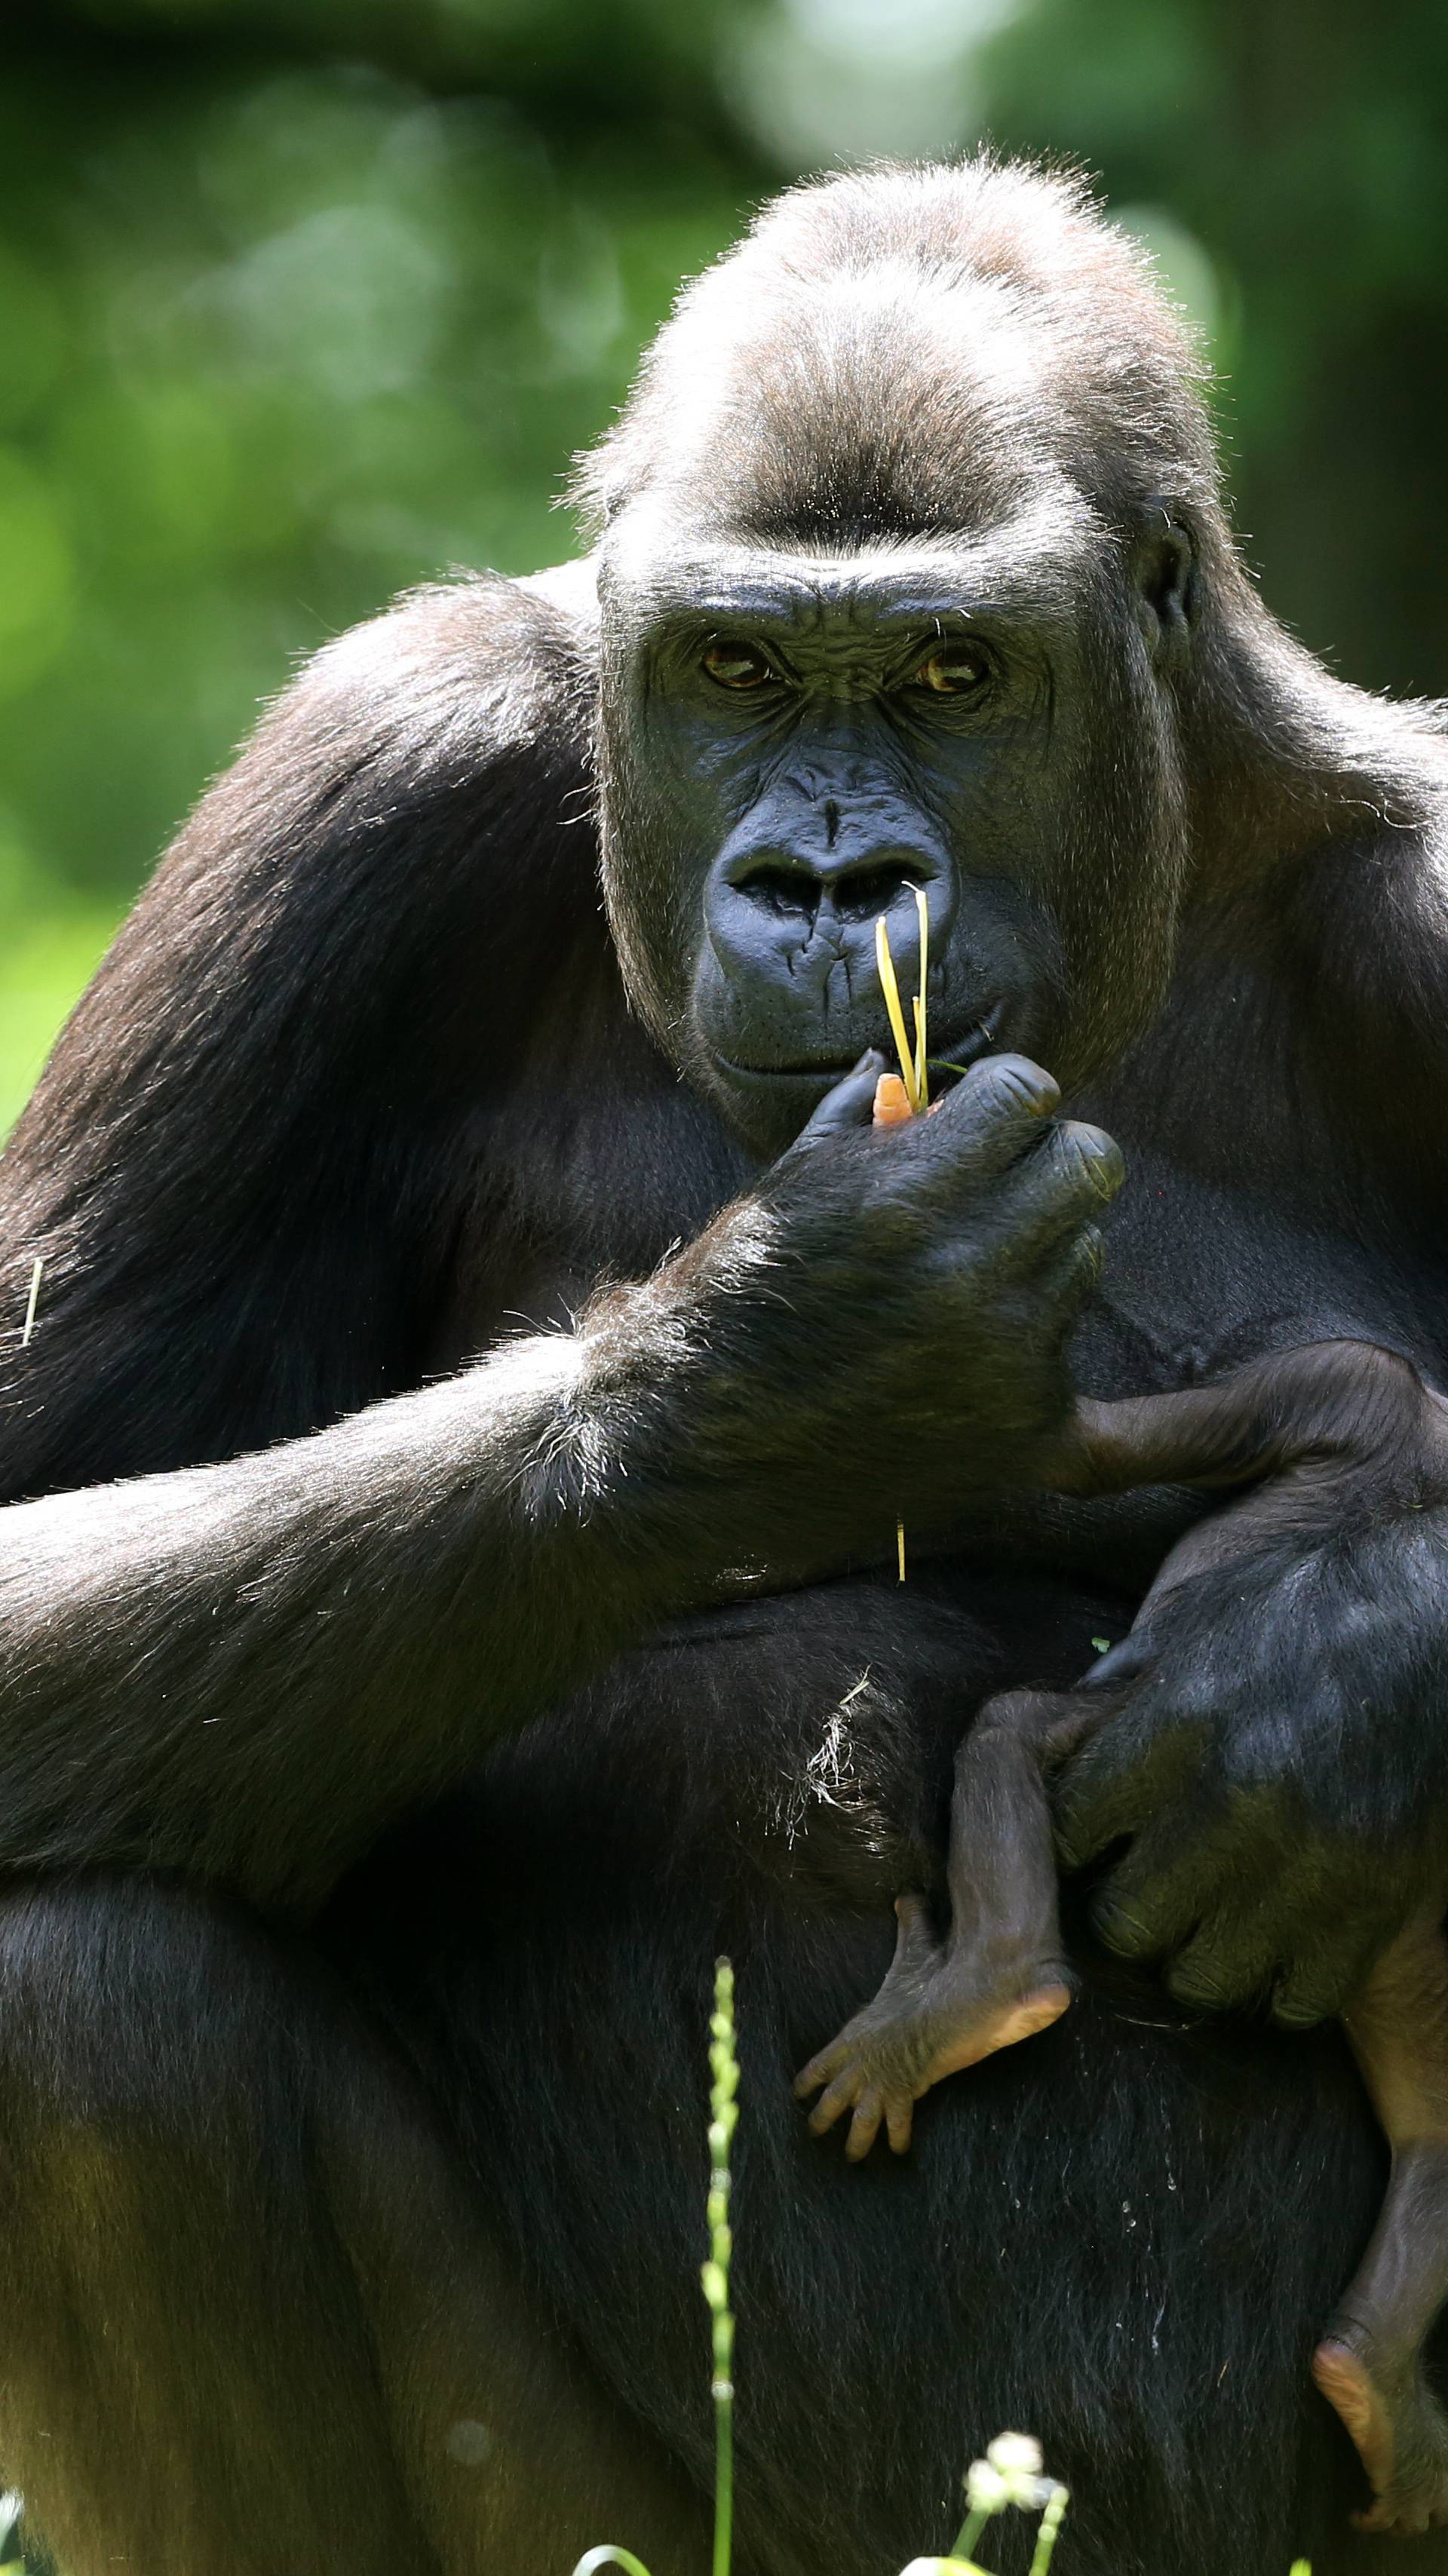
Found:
<box><xmin>737</xmin><ymin>864</ymin><xmax>821</xmax><ymax>919</ymax></box>
<box><xmin>832</xmin><ymin>860</ymin><xmax>928</xmax><ymax>924</ymax></box>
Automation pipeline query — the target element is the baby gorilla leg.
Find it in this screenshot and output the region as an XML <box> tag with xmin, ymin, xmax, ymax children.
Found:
<box><xmin>793</xmin><ymin>1691</ymin><xmax>1073</xmax><ymax>2159</ymax></box>
<box><xmin>1312</xmin><ymin>1912</ymin><xmax>1448</xmax><ymax>2538</ymax></box>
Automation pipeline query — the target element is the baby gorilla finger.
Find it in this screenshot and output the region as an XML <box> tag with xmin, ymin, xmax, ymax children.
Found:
<box><xmin>793</xmin><ymin>2042</ymin><xmax>845</xmax><ymax>2102</ymax></box>
<box><xmin>803</xmin><ymin>2065</ymin><xmax>865</xmax><ymax>2137</ymax></box>
<box><xmin>845</xmin><ymin>2089</ymin><xmax>888</xmax><ymax>2161</ymax></box>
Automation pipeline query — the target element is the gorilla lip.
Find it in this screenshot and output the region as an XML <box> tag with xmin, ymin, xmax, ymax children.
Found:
<box><xmin>717</xmin><ymin>1001</ymin><xmax>1005</xmax><ymax>1084</ymax></box>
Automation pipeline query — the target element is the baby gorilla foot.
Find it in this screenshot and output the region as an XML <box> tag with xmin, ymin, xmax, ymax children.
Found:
<box><xmin>1313</xmin><ymin>2330</ymin><xmax>1448</xmax><ymax>2538</ymax></box>
<box><xmin>793</xmin><ymin>1891</ymin><xmax>1072</xmax><ymax>2161</ymax></box>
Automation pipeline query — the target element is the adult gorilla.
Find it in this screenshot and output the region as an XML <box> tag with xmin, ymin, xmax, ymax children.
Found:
<box><xmin>0</xmin><ymin>158</ymin><xmax>1445</xmax><ymax>2576</ymax></box>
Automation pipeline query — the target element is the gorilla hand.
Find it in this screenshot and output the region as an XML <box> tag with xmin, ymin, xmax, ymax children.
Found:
<box><xmin>1051</xmin><ymin>1354</ymin><xmax>1448</xmax><ymax>2026</ymax></box>
<box><xmin>609</xmin><ymin>1049</ymin><xmax>1122</xmax><ymax>1569</ymax></box>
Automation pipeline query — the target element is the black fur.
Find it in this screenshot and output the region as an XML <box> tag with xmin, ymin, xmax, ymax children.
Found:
<box><xmin>1</xmin><ymin>157</ymin><xmax>1447</xmax><ymax>2574</ymax></box>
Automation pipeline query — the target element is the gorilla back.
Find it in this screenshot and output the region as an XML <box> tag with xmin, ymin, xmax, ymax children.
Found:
<box><xmin>4</xmin><ymin>158</ymin><xmax>1448</xmax><ymax>2576</ymax></box>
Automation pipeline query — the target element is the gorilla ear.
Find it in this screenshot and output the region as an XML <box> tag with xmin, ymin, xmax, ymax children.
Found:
<box><xmin>1130</xmin><ymin>511</ymin><xmax>1197</xmax><ymax>670</ymax></box>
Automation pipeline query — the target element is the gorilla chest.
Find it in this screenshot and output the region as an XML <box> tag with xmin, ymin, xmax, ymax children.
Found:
<box><xmin>1071</xmin><ymin>1139</ymin><xmax>1448</xmax><ymax>1398</ymax></box>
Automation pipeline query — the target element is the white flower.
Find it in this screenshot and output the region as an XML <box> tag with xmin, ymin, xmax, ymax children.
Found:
<box><xmin>965</xmin><ymin>2432</ymin><xmax>1054</xmax><ymax>2515</ymax></box>
<box><xmin>964</xmin><ymin>2460</ymin><xmax>1008</xmax><ymax>2515</ymax></box>
<box><xmin>986</xmin><ymin>2433</ymin><xmax>1043</xmax><ymax>2479</ymax></box>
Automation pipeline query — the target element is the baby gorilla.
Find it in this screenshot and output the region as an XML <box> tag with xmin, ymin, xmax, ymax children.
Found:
<box><xmin>796</xmin><ymin>1333</ymin><xmax>1448</xmax><ymax>2540</ymax></box>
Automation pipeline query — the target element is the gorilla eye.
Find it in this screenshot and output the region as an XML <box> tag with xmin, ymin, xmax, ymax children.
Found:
<box><xmin>701</xmin><ymin>640</ymin><xmax>775</xmax><ymax>691</ymax></box>
<box><xmin>912</xmin><ymin>644</ymin><xmax>989</xmax><ymax>696</ymax></box>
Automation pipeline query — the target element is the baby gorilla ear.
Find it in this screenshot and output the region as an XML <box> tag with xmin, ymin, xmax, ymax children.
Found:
<box><xmin>1130</xmin><ymin>510</ymin><xmax>1197</xmax><ymax>670</ymax></box>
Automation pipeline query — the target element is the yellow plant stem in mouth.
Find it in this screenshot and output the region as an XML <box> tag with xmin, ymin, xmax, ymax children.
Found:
<box><xmin>873</xmin><ymin>885</ymin><xmax>930</xmax><ymax>1115</ymax></box>
<box><xmin>873</xmin><ymin>888</ymin><xmax>931</xmax><ymax>1585</ymax></box>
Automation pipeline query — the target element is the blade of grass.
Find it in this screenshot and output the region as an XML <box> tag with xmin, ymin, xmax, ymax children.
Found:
<box><xmin>875</xmin><ymin>916</ymin><xmax>921</xmax><ymax>1114</ymax></box>
<box><xmin>911</xmin><ymin>884</ymin><xmax>929</xmax><ymax>1109</ymax></box>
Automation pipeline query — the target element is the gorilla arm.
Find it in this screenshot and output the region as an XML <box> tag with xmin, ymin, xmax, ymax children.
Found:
<box><xmin>0</xmin><ymin>1062</ymin><xmax>1115</xmax><ymax>1920</ymax></box>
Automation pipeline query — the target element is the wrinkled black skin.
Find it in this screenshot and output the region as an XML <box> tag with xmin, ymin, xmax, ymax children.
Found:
<box><xmin>6</xmin><ymin>201</ymin><xmax>1448</xmax><ymax>2576</ymax></box>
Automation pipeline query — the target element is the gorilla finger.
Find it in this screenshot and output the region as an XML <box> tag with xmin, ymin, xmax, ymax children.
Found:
<box><xmin>975</xmin><ymin>1690</ymin><xmax>1112</xmax><ymax>1782</ymax></box>
<box><xmin>982</xmin><ymin>1123</ymin><xmax>1126</xmax><ymax>1271</ymax></box>
<box><xmin>1273</xmin><ymin>1927</ymin><xmax>1388</xmax><ymax>2029</ymax></box>
<box><xmin>1020</xmin><ymin>1223</ymin><xmax>1107</xmax><ymax>1326</ymax></box>
<box><xmin>787</xmin><ymin>1052</ymin><xmax>888</xmax><ymax>1151</ymax></box>
<box><xmin>1088</xmin><ymin>1802</ymin><xmax>1281</xmax><ymax>1964</ymax></box>
<box><xmin>976</xmin><ymin>1687</ymin><xmax>1086</xmax><ymax>1750</ymax></box>
<box><xmin>1051</xmin><ymin>1714</ymin><xmax>1194</xmax><ymax>1871</ymax></box>
<box><xmin>921</xmin><ymin>1053</ymin><xmax>1062</xmax><ymax>1179</ymax></box>
<box><xmin>1165</xmin><ymin>1920</ymin><xmax>1278</xmax><ymax>2015</ymax></box>
<box><xmin>1088</xmin><ymin>1832</ymin><xmax>1220</xmax><ymax>1961</ymax></box>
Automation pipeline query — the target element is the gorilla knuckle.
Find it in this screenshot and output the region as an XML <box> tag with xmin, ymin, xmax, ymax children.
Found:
<box><xmin>955</xmin><ymin>1053</ymin><xmax>1060</xmax><ymax>1139</ymax></box>
<box><xmin>1164</xmin><ymin>1954</ymin><xmax>1237</xmax><ymax>2011</ymax></box>
<box><xmin>1269</xmin><ymin>1985</ymin><xmax>1334</xmax><ymax>2030</ymax></box>
<box><xmin>1069</xmin><ymin>1221</ymin><xmax>1107</xmax><ymax>1283</ymax></box>
<box><xmin>1090</xmin><ymin>1894</ymin><xmax>1158</xmax><ymax>1959</ymax></box>
<box><xmin>1047</xmin><ymin>1121</ymin><xmax>1126</xmax><ymax>1204</ymax></box>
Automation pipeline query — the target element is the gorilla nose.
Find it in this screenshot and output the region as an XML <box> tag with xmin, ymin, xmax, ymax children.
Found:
<box><xmin>724</xmin><ymin>842</ymin><xmax>940</xmax><ymax>926</ymax></box>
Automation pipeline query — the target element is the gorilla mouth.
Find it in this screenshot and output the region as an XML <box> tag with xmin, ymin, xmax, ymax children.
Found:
<box><xmin>722</xmin><ymin>1000</ymin><xmax>1007</xmax><ymax>1083</ymax></box>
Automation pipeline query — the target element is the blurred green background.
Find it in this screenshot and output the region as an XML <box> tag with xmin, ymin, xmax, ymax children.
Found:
<box><xmin>1</xmin><ymin>0</ymin><xmax>1446</xmax><ymax>1135</ymax></box>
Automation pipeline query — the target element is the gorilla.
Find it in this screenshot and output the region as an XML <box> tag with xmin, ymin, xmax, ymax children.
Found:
<box><xmin>2</xmin><ymin>155</ymin><xmax>1447</xmax><ymax>2576</ymax></box>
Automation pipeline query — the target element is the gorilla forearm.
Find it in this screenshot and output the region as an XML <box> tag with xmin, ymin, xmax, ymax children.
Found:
<box><xmin>0</xmin><ymin>1335</ymin><xmax>639</xmax><ymax>1913</ymax></box>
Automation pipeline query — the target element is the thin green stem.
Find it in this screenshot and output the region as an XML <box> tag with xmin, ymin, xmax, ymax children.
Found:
<box><xmin>950</xmin><ymin>2505</ymin><xmax>990</xmax><ymax>2562</ymax></box>
<box><xmin>713</xmin><ymin>2379</ymin><xmax>734</xmax><ymax>2576</ymax></box>
<box><xmin>1027</xmin><ymin>2487</ymin><xmax>1069</xmax><ymax>2576</ymax></box>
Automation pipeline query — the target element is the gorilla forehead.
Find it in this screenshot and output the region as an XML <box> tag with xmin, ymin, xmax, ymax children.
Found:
<box><xmin>577</xmin><ymin>158</ymin><xmax>1221</xmax><ymax>553</ymax></box>
<box><xmin>600</xmin><ymin>498</ymin><xmax>1108</xmax><ymax>649</ymax></box>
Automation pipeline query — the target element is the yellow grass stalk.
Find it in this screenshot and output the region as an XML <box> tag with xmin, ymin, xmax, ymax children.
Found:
<box><xmin>874</xmin><ymin>896</ymin><xmax>931</xmax><ymax>1586</ymax></box>
<box><xmin>874</xmin><ymin>915</ymin><xmax>919</xmax><ymax>1115</ymax></box>
<box><xmin>874</xmin><ymin>891</ymin><xmax>931</xmax><ymax>1116</ymax></box>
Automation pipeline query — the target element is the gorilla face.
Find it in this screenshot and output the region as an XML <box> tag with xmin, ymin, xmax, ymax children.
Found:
<box><xmin>597</xmin><ymin>492</ymin><xmax>1197</xmax><ymax>1160</ymax></box>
